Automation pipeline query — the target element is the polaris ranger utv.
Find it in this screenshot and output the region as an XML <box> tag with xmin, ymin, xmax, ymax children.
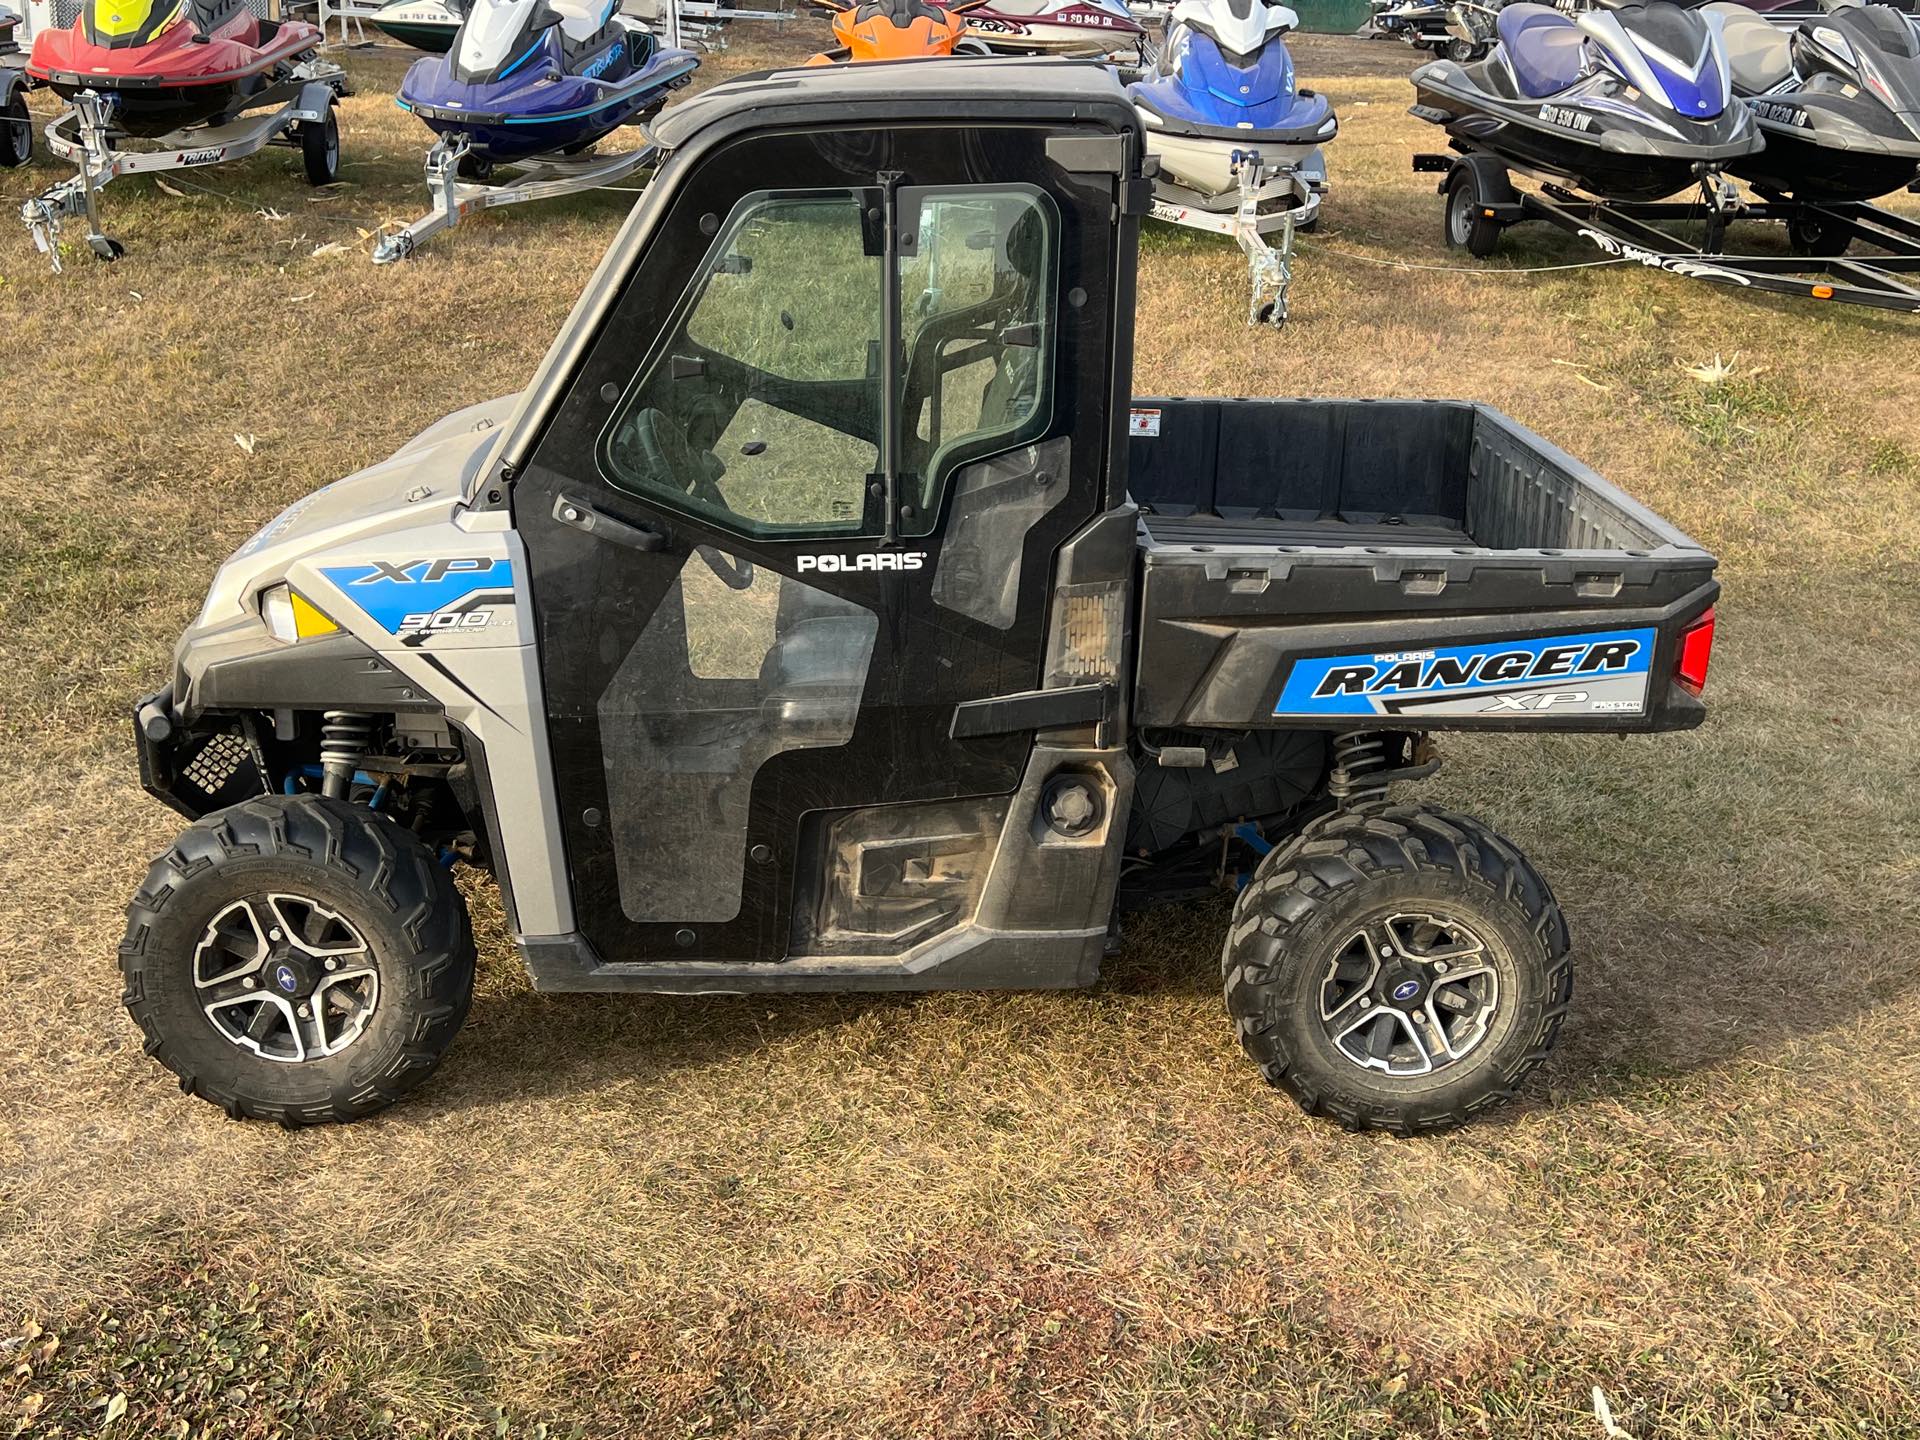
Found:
<box><xmin>123</xmin><ymin>59</ymin><xmax>1718</xmax><ymax>1133</ymax></box>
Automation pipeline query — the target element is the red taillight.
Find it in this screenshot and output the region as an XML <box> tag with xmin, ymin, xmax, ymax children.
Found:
<box><xmin>1676</xmin><ymin>607</ymin><xmax>1715</xmax><ymax>696</ymax></box>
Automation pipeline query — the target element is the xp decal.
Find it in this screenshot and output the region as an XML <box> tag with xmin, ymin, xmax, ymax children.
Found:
<box><xmin>1274</xmin><ymin>627</ymin><xmax>1657</xmax><ymax>718</ymax></box>
<box><xmin>318</xmin><ymin>557</ymin><xmax>516</xmax><ymax>637</ymax></box>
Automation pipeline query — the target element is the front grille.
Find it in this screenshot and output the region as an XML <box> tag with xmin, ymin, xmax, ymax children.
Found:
<box><xmin>175</xmin><ymin>729</ymin><xmax>263</xmax><ymax>814</ymax></box>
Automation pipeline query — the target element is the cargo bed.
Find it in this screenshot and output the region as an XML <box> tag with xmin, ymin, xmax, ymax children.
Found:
<box><xmin>1126</xmin><ymin>397</ymin><xmax>1719</xmax><ymax>733</ymax></box>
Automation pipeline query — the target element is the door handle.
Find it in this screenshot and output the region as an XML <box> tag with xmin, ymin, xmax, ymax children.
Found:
<box><xmin>552</xmin><ymin>494</ymin><xmax>666</xmax><ymax>552</ymax></box>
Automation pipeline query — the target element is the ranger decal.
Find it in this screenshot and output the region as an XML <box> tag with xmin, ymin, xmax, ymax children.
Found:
<box><xmin>1274</xmin><ymin>627</ymin><xmax>1657</xmax><ymax>718</ymax></box>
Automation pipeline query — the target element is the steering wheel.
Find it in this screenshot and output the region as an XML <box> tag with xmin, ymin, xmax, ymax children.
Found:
<box><xmin>624</xmin><ymin>406</ymin><xmax>756</xmax><ymax>591</ymax></box>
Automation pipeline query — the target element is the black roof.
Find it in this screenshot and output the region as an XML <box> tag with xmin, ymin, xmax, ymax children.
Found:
<box><xmin>647</xmin><ymin>56</ymin><xmax>1141</xmax><ymax>153</ymax></box>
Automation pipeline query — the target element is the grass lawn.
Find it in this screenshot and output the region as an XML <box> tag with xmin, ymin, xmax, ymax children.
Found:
<box><xmin>1</xmin><ymin>23</ymin><xmax>1917</xmax><ymax>1440</ymax></box>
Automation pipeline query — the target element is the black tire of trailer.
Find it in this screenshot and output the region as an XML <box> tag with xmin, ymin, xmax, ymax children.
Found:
<box><xmin>1446</xmin><ymin>36</ymin><xmax>1475</xmax><ymax>62</ymax></box>
<box><xmin>300</xmin><ymin>104</ymin><xmax>340</xmax><ymax>187</ymax></box>
<box><xmin>1221</xmin><ymin>804</ymin><xmax>1571</xmax><ymax>1135</ymax></box>
<box><xmin>1443</xmin><ymin>166</ymin><xmax>1505</xmax><ymax>258</ymax></box>
<box><xmin>119</xmin><ymin>795</ymin><xmax>476</xmax><ymax>1127</ymax></box>
<box><xmin>1787</xmin><ymin>210</ymin><xmax>1851</xmax><ymax>259</ymax></box>
<box><xmin>0</xmin><ymin>91</ymin><xmax>30</xmax><ymax>169</ymax></box>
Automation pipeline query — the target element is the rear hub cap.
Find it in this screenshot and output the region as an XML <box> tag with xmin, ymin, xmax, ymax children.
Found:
<box><xmin>193</xmin><ymin>894</ymin><xmax>379</xmax><ymax>1063</ymax></box>
<box><xmin>1317</xmin><ymin>911</ymin><xmax>1499</xmax><ymax>1076</ymax></box>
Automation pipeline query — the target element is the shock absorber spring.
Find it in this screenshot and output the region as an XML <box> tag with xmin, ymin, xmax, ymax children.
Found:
<box><xmin>319</xmin><ymin>711</ymin><xmax>374</xmax><ymax>800</ymax></box>
<box><xmin>1327</xmin><ymin>730</ymin><xmax>1391</xmax><ymax>806</ymax></box>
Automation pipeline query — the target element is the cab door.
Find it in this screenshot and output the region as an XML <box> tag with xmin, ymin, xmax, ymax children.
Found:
<box><xmin>512</xmin><ymin>123</ymin><xmax>1121</xmax><ymax>966</ymax></box>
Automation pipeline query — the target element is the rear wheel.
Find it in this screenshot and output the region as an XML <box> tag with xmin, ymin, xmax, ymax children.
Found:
<box><xmin>1221</xmin><ymin>804</ymin><xmax>1571</xmax><ymax>1134</ymax></box>
<box><xmin>120</xmin><ymin>796</ymin><xmax>476</xmax><ymax>1126</ymax></box>
<box><xmin>0</xmin><ymin>90</ymin><xmax>30</xmax><ymax>169</ymax></box>
<box><xmin>300</xmin><ymin>105</ymin><xmax>340</xmax><ymax>186</ymax></box>
<box><xmin>1446</xmin><ymin>36</ymin><xmax>1475</xmax><ymax>61</ymax></box>
<box><xmin>1787</xmin><ymin>209</ymin><xmax>1851</xmax><ymax>258</ymax></box>
<box><xmin>1444</xmin><ymin>165</ymin><xmax>1504</xmax><ymax>258</ymax></box>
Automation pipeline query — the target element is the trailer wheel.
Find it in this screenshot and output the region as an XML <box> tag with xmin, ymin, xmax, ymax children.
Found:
<box><xmin>1446</xmin><ymin>36</ymin><xmax>1475</xmax><ymax>62</ymax></box>
<box><xmin>0</xmin><ymin>90</ymin><xmax>30</xmax><ymax>169</ymax></box>
<box><xmin>1787</xmin><ymin>211</ymin><xmax>1850</xmax><ymax>259</ymax></box>
<box><xmin>1444</xmin><ymin>167</ymin><xmax>1504</xmax><ymax>258</ymax></box>
<box><xmin>1221</xmin><ymin>804</ymin><xmax>1571</xmax><ymax>1135</ymax></box>
<box><xmin>300</xmin><ymin>106</ymin><xmax>340</xmax><ymax>187</ymax></box>
<box><xmin>119</xmin><ymin>795</ymin><xmax>475</xmax><ymax>1127</ymax></box>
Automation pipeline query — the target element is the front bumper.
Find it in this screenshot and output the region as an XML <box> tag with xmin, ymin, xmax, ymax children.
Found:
<box><xmin>132</xmin><ymin>685</ymin><xmax>265</xmax><ymax>820</ymax></box>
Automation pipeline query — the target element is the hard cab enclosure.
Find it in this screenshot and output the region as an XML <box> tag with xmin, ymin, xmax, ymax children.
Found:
<box><xmin>127</xmin><ymin>59</ymin><xmax>1717</xmax><ymax>1131</ymax></box>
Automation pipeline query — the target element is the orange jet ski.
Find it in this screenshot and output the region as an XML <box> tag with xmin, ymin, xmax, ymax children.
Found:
<box><xmin>806</xmin><ymin>0</ymin><xmax>987</xmax><ymax>64</ymax></box>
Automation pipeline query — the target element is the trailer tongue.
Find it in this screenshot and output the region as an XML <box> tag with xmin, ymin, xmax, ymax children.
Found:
<box><xmin>119</xmin><ymin>58</ymin><xmax>1716</xmax><ymax>1135</ymax></box>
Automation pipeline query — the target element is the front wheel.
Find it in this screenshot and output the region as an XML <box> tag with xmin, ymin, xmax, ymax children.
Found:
<box><xmin>119</xmin><ymin>795</ymin><xmax>476</xmax><ymax>1126</ymax></box>
<box><xmin>1221</xmin><ymin>805</ymin><xmax>1572</xmax><ymax>1134</ymax></box>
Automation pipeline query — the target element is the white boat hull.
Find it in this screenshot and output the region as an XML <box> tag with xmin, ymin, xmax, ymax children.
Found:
<box><xmin>1145</xmin><ymin>128</ymin><xmax>1327</xmax><ymax>210</ymax></box>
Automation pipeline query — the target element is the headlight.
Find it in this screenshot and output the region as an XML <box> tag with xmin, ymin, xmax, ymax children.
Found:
<box><xmin>259</xmin><ymin>584</ymin><xmax>342</xmax><ymax>643</ymax></box>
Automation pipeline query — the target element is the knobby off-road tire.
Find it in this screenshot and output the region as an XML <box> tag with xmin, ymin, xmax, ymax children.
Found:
<box><xmin>1222</xmin><ymin>804</ymin><xmax>1571</xmax><ymax>1135</ymax></box>
<box><xmin>120</xmin><ymin>795</ymin><xmax>475</xmax><ymax>1126</ymax></box>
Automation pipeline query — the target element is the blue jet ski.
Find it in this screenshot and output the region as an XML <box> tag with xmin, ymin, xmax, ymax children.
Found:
<box><xmin>397</xmin><ymin>0</ymin><xmax>698</xmax><ymax>171</ymax></box>
<box><xmin>1412</xmin><ymin>0</ymin><xmax>1761</xmax><ymax>201</ymax></box>
<box><xmin>1129</xmin><ymin>0</ymin><xmax>1338</xmax><ymax>226</ymax></box>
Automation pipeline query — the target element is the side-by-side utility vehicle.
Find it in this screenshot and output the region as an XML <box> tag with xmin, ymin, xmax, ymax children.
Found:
<box><xmin>123</xmin><ymin>59</ymin><xmax>1718</xmax><ymax>1133</ymax></box>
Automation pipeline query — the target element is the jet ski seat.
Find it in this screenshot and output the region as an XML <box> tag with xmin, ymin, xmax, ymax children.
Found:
<box><xmin>1498</xmin><ymin>4</ymin><xmax>1587</xmax><ymax>98</ymax></box>
<box><xmin>1703</xmin><ymin>3</ymin><xmax>1791</xmax><ymax>91</ymax></box>
<box><xmin>548</xmin><ymin>0</ymin><xmax>618</xmax><ymax>43</ymax></box>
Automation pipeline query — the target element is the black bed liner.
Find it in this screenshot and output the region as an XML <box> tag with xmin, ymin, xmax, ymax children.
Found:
<box><xmin>1125</xmin><ymin>396</ymin><xmax>1719</xmax><ymax>734</ymax></box>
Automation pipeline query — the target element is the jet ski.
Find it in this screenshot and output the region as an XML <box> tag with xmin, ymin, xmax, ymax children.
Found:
<box><xmin>1130</xmin><ymin>0</ymin><xmax>1337</xmax><ymax>225</ymax></box>
<box><xmin>805</xmin><ymin>0</ymin><xmax>987</xmax><ymax>63</ymax></box>
<box><xmin>955</xmin><ymin>0</ymin><xmax>1146</xmax><ymax>62</ymax></box>
<box><xmin>26</xmin><ymin>0</ymin><xmax>329</xmax><ymax>138</ymax></box>
<box><xmin>1412</xmin><ymin>0</ymin><xmax>1763</xmax><ymax>201</ymax></box>
<box><xmin>370</xmin><ymin>0</ymin><xmax>461</xmax><ymax>52</ymax></box>
<box><xmin>1707</xmin><ymin>0</ymin><xmax>1920</xmax><ymax>201</ymax></box>
<box><xmin>396</xmin><ymin>0</ymin><xmax>698</xmax><ymax>169</ymax></box>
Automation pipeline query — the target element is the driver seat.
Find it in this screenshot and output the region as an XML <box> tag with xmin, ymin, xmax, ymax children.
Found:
<box><xmin>1703</xmin><ymin>2</ymin><xmax>1791</xmax><ymax>91</ymax></box>
<box><xmin>1498</xmin><ymin>3</ymin><xmax>1586</xmax><ymax>97</ymax></box>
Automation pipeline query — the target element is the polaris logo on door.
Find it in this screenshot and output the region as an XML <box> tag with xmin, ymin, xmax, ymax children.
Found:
<box><xmin>796</xmin><ymin>552</ymin><xmax>927</xmax><ymax>573</ymax></box>
<box><xmin>1273</xmin><ymin>628</ymin><xmax>1657</xmax><ymax>718</ymax></box>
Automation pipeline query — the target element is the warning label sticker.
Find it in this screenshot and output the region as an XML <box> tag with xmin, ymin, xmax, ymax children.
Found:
<box><xmin>1128</xmin><ymin>408</ymin><xmax>1161</xmax><ymax>438</ymax></box>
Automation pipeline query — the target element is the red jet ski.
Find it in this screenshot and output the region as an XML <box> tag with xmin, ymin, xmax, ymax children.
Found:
<box><xmin>28</xmin><ymin>0</ymin><xmax>326</xmax><ymax>137</ymax></box>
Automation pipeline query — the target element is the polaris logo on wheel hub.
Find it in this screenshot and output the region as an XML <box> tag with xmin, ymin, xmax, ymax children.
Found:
<box><xmin>796</xmin><ymin>552</ymin><xmax>927</xmax><ymax>573</ymax></box>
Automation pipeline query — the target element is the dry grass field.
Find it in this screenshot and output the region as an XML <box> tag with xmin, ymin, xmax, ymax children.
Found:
<box><xmin>2</xmin><ymin>23</ymin><xmax>1918</xmax><ymax>1439</ymax></box>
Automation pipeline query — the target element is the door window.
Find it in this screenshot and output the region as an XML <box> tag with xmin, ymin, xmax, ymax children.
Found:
<box><xmin>598</xmin><ymin>190</ymin><xmax>883</xmax><ymax>539</ymax></box>
<box><xmin>898</xmin><ymin>187</ymin><xmax>1057</xmax><ymax>535</ymax></box>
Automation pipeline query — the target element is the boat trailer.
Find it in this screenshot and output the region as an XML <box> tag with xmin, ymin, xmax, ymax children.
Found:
<box><xmin>371</xmin><ymin>134</ymin><xmax>662</xmax><ymax>264</ymax></box>
<box><xmin>21</xmin><ymin>64</ymin><xmax>347</xmax><ymax>271</ymax></box>
<box><xmin>1415</xmin><ymin>151</ymin><xmax>1920</xmax><ymax>316</ymax></box>
<box><xmin>1149</xmin><ymin>149</ymin><xmax>1317</xmax><ymax>327</ymax></box>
